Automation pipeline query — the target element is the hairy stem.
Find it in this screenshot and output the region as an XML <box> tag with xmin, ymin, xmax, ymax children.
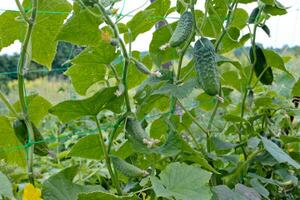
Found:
<box><xmin>239</xmin><ymin>6</ymin><xmax>264</xmax><ymax>160</ymax></box>
<box><xmin>16</xmin><ymin>0</ymin><xmax>37</xmax><ymax>185</ymax></box>
<box><xmin>94</xmin><ymin>117</ymin><xmax>122</xmax><ymax>195</ymax></box>
<box><xmin>96</xmin><ymin>3</ymin><xmax>131</xmax><ymax>112</ymax></box>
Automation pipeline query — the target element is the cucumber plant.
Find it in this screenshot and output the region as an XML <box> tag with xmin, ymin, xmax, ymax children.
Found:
<box><xmin>0</xmin><ymin>0</ymin><xmax>299</xmax><ymax>199</ymax></box>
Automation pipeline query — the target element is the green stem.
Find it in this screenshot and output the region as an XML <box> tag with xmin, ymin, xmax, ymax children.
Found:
<box><xmin>177</xmin><ymin>99</ymin><xmax>211</xmax><ymax>152</ymax></box>
<box><xmin>181</xmin><ymin>123</ymin><xmax>202</xmax><ymax>150</ymax></box>
<box><xmin>207</xmin><ymin>99</ymin><xmax>220</xmax><ymax>131</ymax></box>
<box><xmin>177</xmin><ymin>100</ymin><xmax>209</xmax><ymax>138</ymax></box>
<box><xmin>0</xmin><ymin>91</ymin><xmax>19</xmax><ymax>118</ymax></box>
<box><xmin>96</xmin><ymin>3</ymin><xmax>131</xmax><ymax>112</ymax></box>
<box><xmin>109</xmin><ymin>64</ymin><xmax>120</xmax><ymax>82</ymax></box>
<box><xmin>107</xmin><ymin>114</ymin><xmax>126</xmax><ymax>154</ymax></box>
<box><xmin>238</xmin><ymin>6</ymin><xmax>264</xmax><ymax>160</ymax></box>
<box><xmin>16</xmin><ymin>0</ymin><xmax>38</xmax><ymax>185</ymax></box>
<box><xmin>176</xmin><ymin>31</ymin><xmax>195</xmax><ymax>82</ymax></box>
<box><xmin>214</xmin><ymin>0</ymin><xmax>238</xmax><ymax>51</ymax></box>
<box><xmin>94</xmin><ymin>117</ymin><xmax>122</xmax><ymax>195</ymax></box>
<box><xmin>251</xmin><ymin>66</ymin><xmax>271</xmax><ymax>89</ymax></box>
<box><xmin>15</xmin><ymin>0</ymin><xmax>30</xmax><ymax>24</ymax></box>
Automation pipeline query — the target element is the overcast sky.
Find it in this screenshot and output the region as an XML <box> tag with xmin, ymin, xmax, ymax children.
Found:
<box><xmin>0</xmin><ymin>0</ymin><xmax>299</xmax><ymax>55</ymax></box>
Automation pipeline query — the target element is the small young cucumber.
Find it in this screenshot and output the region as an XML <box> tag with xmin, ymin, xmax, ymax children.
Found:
<box><xmin>169</xmin><ymin>11</ymin><xmax>193</xmax><ymax>47</ymax></box>
<box><xmin>110</xmin><ymin>155</ymin><xmax>149</xmax><ymax>178</ymax></box>
<box><xmin>125</xmin><ymin>117</ymin><xmax>159</xmax><ymax>148</ymax></box>
<box><xmin>249</xmin><ymin>45</ymin><xmax>273</xmax><ymax>85</ymax></box>
<box><xmin>13</xmin><ymin>120</ymin><xmax>49</xmax><ymax>156</ymax></box>
<box><xmin>194</xmin><ymin>38</ymin><xmax>220</xmax><ymax>96</ymax></box>
<box><xmin>132</xmin><ymin>58</ymin><xmax>152</xmax><ymax>75</ymax></box>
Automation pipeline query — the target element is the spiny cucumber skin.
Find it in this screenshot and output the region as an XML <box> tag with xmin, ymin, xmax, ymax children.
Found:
<box><xmin>126</xmin><ymin>117</ymin><xmax>149</xmax><ymax>144</ymax></box>
<box><xmin>249</xmin><ymin>45</ymin><xmax>273</xmax><ymax>85</ymax></box>
<box><xmin>169</xmin><ymin>11</ymin><xmax>193</xmax><ymax>47</ymax></box>
<box><xmin>194</xmin><ymin>38</ymin><xmax>220</xmax><ymax>96</ymax></box>
<box><xmin>110</xmin><ymin>155</ymin><xmax>147</xmax><ymax>178</ymax></box>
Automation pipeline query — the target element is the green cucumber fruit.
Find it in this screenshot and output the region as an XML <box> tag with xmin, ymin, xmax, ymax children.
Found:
<box><xmin>132</xmin><ymin>59</ymin><xmax>152</xmax><ymax>75</ymax></box>
<box><xmin>249</xmin><ymin>45</ymin><xmax>273</xmax><ymax>85</ymax></box>
<box><xmin>110</xmin><ymin>155</ymin><xmax>148</xmax><ymax>178</ymax></box>
<box><xmin>125</xmin><ymin>117</ymin><xmax>159</xmax><ymax>148</ymax></box>
<box><xmin>194</xmin><ymin>38</ymin><xmax>220</xmax><ymax>96</ymax></box>
<box><xmin>13</xmin><ymin>120</ymin><xmax>49</xmax><ymax>156</ymax></box>
<box><xmin>249</xmin><ymin>7</ymin><xmax>260</xmax><ymax>24</ymax></box>
<box><xmin>126</xmin><ymin>117</ymin><xmax>149</xmax><ymax>144</ymax></box>
<box><xmin>169</xmin><ymin>11</ymin><xmax>193</xmax><ymax>47</ymax></box>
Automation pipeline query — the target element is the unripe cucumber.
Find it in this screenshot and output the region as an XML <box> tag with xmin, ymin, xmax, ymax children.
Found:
<box><xmin>194</xmin><ymin>38</ymin><xmax>220</xmax><ymax>96</ymax></box>
<box><xmin>110</xmin><ymin>155</ymin><xmax>149</xmax><ymax>178</ymax></box>
<box><xmin>126</xmin><ymin>117</ymin><xmax>149</xmax><ymax>144</ymax></box>
<box><xmin>125</xmin><ymin>117</ymin><xmax>159</xmax><ymax>148</ymax></box>
<box><xmin>13</xmin><ymin>120</ymin><xmax>49</xmax><ymax>156</ymax></box>
<box><xmin>132</xmin><ymin>58</ymin><xmax>152</xmax><ymax>75</ymax></box>
<box><xmin>169</xmin><ymin>11</ymin><xmax>193</xmax><ymax>47</ymax></box>
<box><xmin>248</xmin><ymin>7</ymin><xmax>260</xmax><ymax>24</ymax></box>
<box><xmin>249</xmin><ymin>45</ymin><xmax>273</xmax><ymax>85</ymax></box>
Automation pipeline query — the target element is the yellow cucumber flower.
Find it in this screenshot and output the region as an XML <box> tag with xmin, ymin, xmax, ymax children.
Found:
<box><xmin>22</xmin><ymin>183</ymin><xmax>43</xmax><ymax>200</ymax></box>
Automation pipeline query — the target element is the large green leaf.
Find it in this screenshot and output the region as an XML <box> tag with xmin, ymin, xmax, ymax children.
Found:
<box><xmin>0</xmin><ymin>11</ymin><xmax>24</xmax><ymax>50</ymax></box>
<box><xmin>235</xmin><ymin>184</ymin><xmax>261</xmax><ymax>200</ymax></box>
<box><xmin>77</xmin><ymin>192</ymin><xmax>138</xmax><ymax>200</ymax></box>
<box><xmin>221</xmin><ymin>71</ymin><xmax>242</xmax><ymax>91</ymax></box>
<box><xmin>66</xmin><ymin>42</ymin><xmax>117</xmax><ymax>95</ymax></box>
<box><xmin>42</xmin><ymin>166</ymin><xmax>104</xmax><ymax>200</ymax></box>
<box><xmin>0</xmin><ymin>116</ymin><xmax>26</xmax><ymax>168</ymax></box>
<box><xmin>201</xmin><ymin>15</ymin><xmax>223</xmax><ymax>38</ymax></box>
<box><xmin>152</xmin><ymin>79</ymin><xmax>197</xmax><ymax>99</ymax></box>
<box><xmin>262</xmin><ymin>49</ymin><xmax>288</xmax><ymax>72</ymax></box>
<box><xmin>212</xmin><ymin>184</ymin><xmax>261</xmax><ymax>200</ymax></box>
<box><xmin>149</xmin><ymin>22</ymin><xmax>178</xmax><ymax>65</ymax></box>
<box><xmin>68</xmin><ymin>134</ymin><xmax>103</xmax><ymax>160</ymax></box>
<box><xmin>56</xmin><ymin>2</ymin><xmax>103</xmax><ymax>46</ymax></box>
<box><xmin>230</xmin><ymin>8</ymin><xmax>249</xmax><ymax>29</ymax></box>
<box><xmin>150</xmin><ymin>117</ymin><xmax>169</xmax><ymax>139</ymax></box>
<box><xmin>49</xmin><ymin>87</ymin><xmax>123</xmax><ymax>123</ymax></box>
<box><xmin>0</xmin><ymin>0</ymin><xmax>71</xmax><ymax>69</ymax></box>
<box><xmin>66</xmin><ymin>63</ymin><xmax>107</xmax><ymax>96</ymax></box>
<box><xmin>177</xmin><ymin>134</ymin><xmax>219</xmax><ymax>174</ymax></box>
<box><xmin>220</xmin><ymin>27</ymin><xmax>240</xmax><ymax>53</ymax></box>
<box><xmin>264</xmin><ymin>2</ymin><xmax>287</xmax><ymax>16</ymax></box>
<box><xmin>261</xmin><ymin>137</ymin><xmax>300</xmax><ymax>169</ymax></box>
<box><xmin>125</xmin><ymin>0</ymin><xmax>171</xmax><ymax>42</ymax></box>
<box><xmin>212</xmin><ymin>185</ymin><xmax>247</xmax><ymax>200</ymax></box>
<box><xmin>151</xmin><ymin>162</ymin><xmax>212</xmax><ymax>200</ymax></box>
<box><xmin>71</xmin><ymin>42</ymin><xmax>118</xmax><ymax>66</ymax></box>
<box><xmin>0</xmin><ymin>171</ymin><xmax>14</xmax><ymax>199</ymax></box>
<box><xmin>13</xmin><ymin>95</ymin><xmax>52</xmax><ymax>126</ymax></box>
<box><xmin>29</xmin><ymin>0</ymin><xmax>71</xmax><ymax>68</ymax></box>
